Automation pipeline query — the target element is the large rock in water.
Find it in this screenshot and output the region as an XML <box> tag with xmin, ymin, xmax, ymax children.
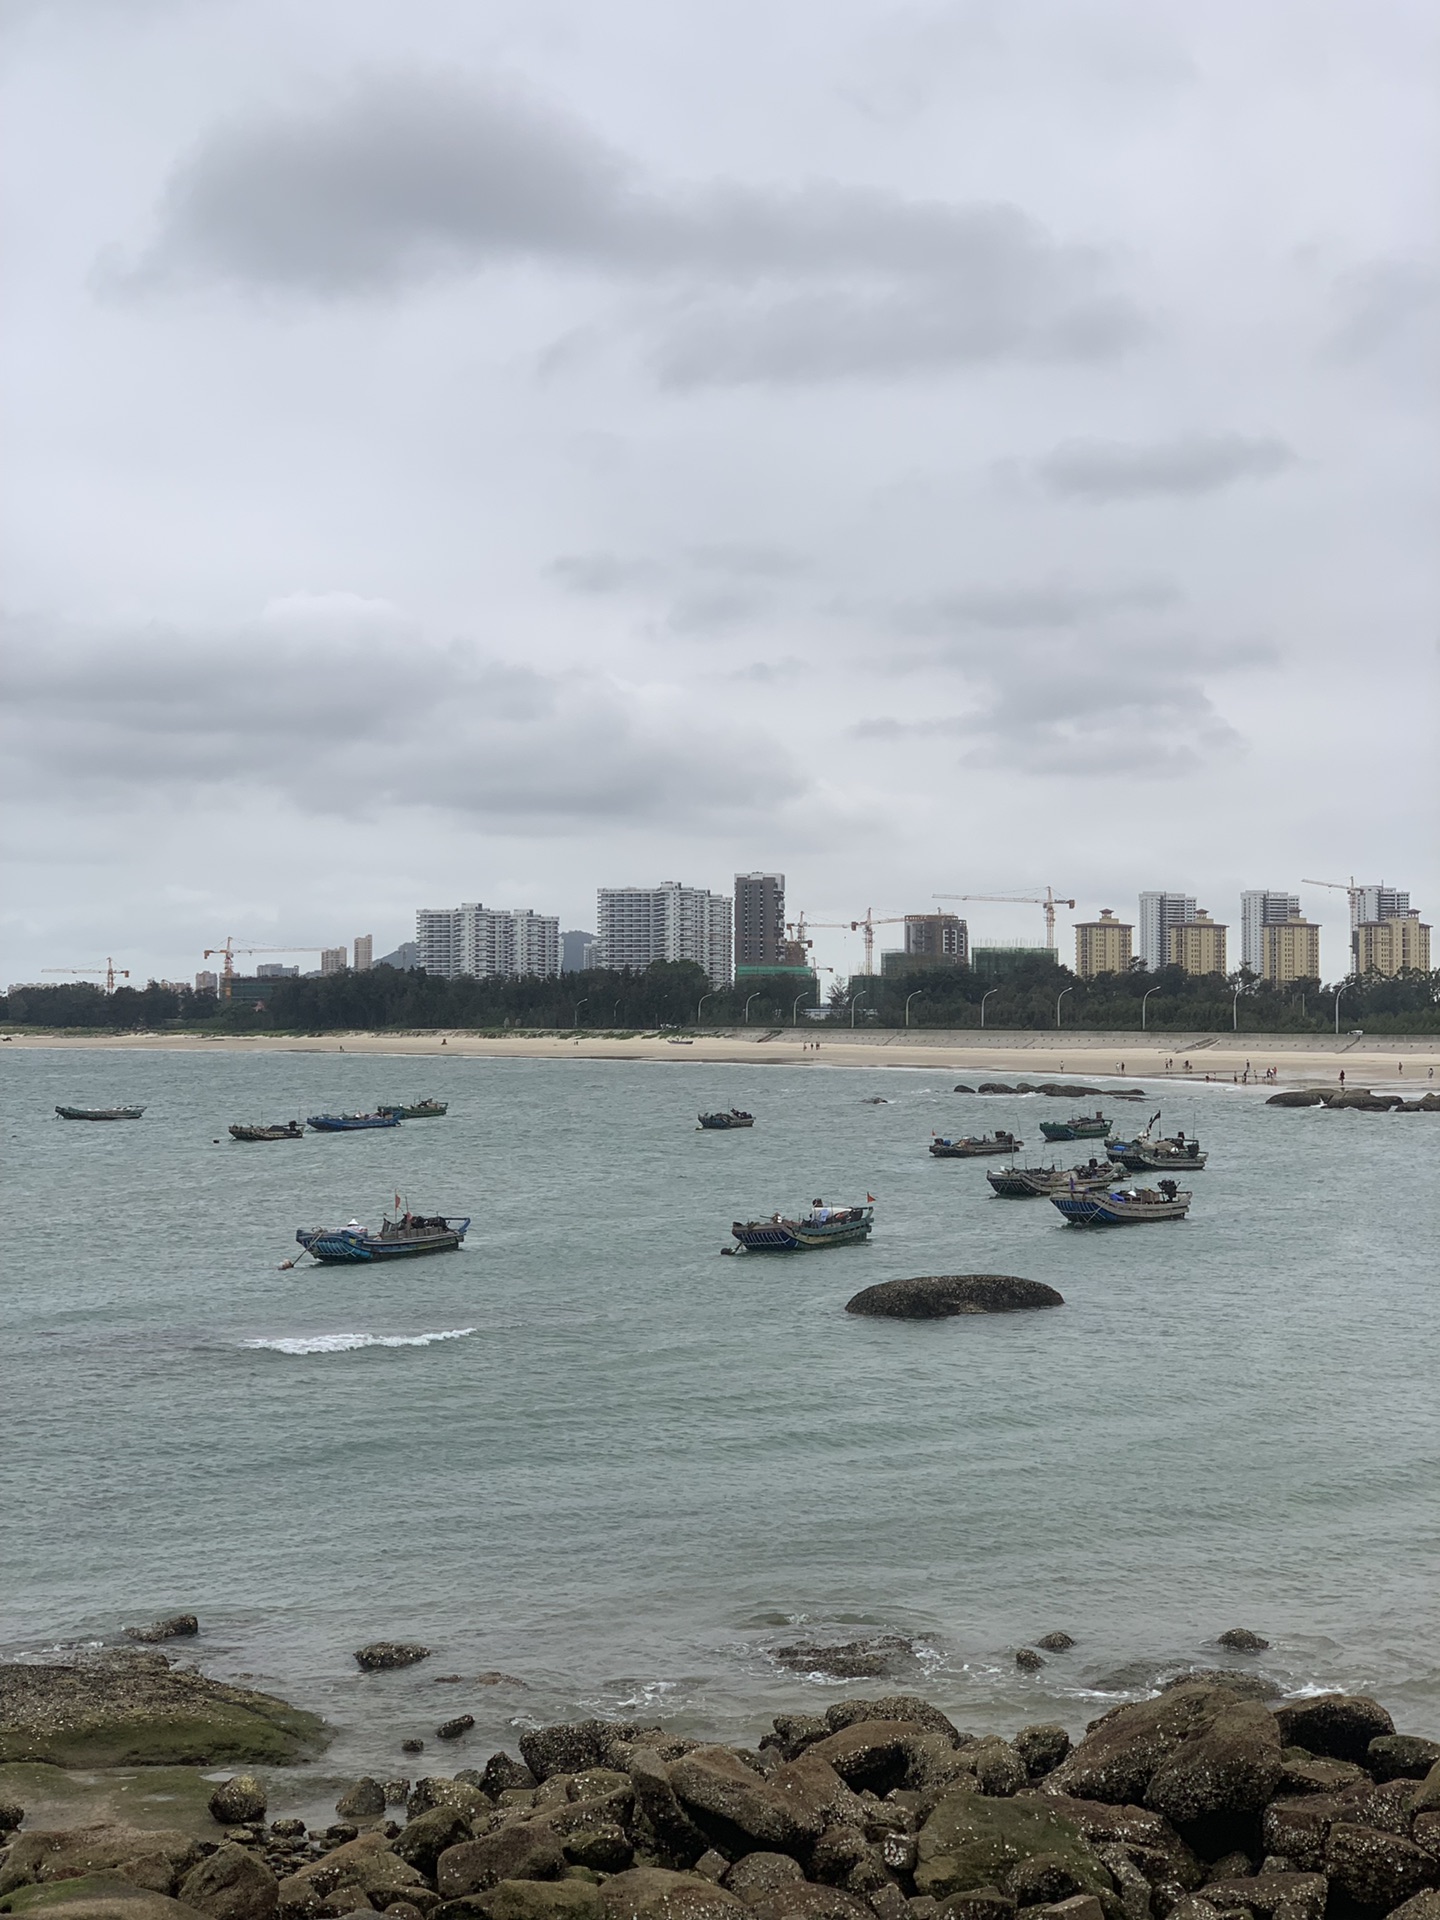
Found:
<box><xmin>1272</xmin><ymin>1695</ymin><xmax>1395</xmax><ymax>1764</ymax></box>
<box><xmin>0</xmin><ymin>1661</ymin><xmax>326</xmax><ymax>1768</ymax></box>
<box><xmin>1044</xmin><ymin>1683</ymin><xmax>1281</xmax><ymax>1821</ymax></box>
<box><xmin>845</xmin><ymin>1276</ymin><xmax>1063</xmax><ymax>1319</ymax></box>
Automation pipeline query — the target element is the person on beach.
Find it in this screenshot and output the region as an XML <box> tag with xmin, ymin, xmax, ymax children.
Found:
<box><xmin>1340</xmin><ymin>1069</ymin><xmax>1345</xmax><ymax>1086</ymax></box>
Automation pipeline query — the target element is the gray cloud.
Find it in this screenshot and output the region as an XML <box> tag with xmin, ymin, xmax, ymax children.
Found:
<box><xmin>1031</xmin><ymin>432</ymin><xmax>1298</xmax><ymax>500</ymax></box>
<box><xmin>114</xmin><ymin>70</ymin><xmax>1145</xmax><ymax>382</ymax></box>
<box><xmin>1328</xmin><ymin>259</ymin><xmax>1439</xmax><ymax>364</ymax></box>
<box><xmin>896</xmin><ymin>576</ymin><xmax>1178</xmax><ymax>633</ymax></box>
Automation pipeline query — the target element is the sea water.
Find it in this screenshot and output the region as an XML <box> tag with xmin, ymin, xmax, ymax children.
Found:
<box><xmin>3</xmin><ymin>1046</ymin><xmax>1437</xmax><ymax>1782</ymax></box>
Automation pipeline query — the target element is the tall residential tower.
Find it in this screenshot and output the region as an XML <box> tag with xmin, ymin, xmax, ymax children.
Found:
<box><xmin>596</xmin><ymin>883</ymin><xmax>733</xmax><ymax>987</ymax></box>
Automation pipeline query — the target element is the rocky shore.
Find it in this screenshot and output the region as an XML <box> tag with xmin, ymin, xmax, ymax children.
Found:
<box><xmin>2</xmin><ymin>1666</ymin><xmax>1437</xmax><ymax>1920</ymax></box>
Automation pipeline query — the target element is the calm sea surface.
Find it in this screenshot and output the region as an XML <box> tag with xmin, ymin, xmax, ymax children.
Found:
<box><xmin>3</xmin><ymin>1046</ymin><xmax>1438</xmax><ymax>1782</ymax></box>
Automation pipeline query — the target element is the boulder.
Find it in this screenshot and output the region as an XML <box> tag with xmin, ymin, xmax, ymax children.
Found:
<box><xmin>745</xmin><ymin>1888</ymin><xmax>874</xmax><ymax>1920</ymax></box>
<box><xmin>470</xmin><ymin>1884</ymin><xmax>606</xmax><ymax>1920</ymax></box>
<box><xmin>0</xmin><ymin>1826</ymin><xmax>203</xmax><ymax>1900</ymax></box>
<box><xmin>1016</xmin><ymin>1653</ymin><xmax>1046</xmax><ymax>1674</ymax></box>
<box><xmin>627</xmin><ymin>1750</ymin><xmax>711</xmax><ymax>1868</ymax></box>
<box><xmin>822</xmin><ymin>1699</ymin><xmax>961</xmax><ymax>1743</ymax></box>
<box><xmin>914</xmin><ymin>1792</ymin><xmax>1111</xmax><ymax>1904</ymax></box>
<box><xmin>483</xmin><ymin>1756</ymin><xmax>538</xmax><ymax>1799</ymax></box>
<box><xmin>0</xmin><ymin>1871</ymin><xmax>203</xmax><ymax>1919</ymax></box>
<box><xmin>124</xmin><ymin>1618</ymin><xmax>200</xmax><ymax>1645</ymax></box>
<box><xmin>1415</xmin><ymin>1814</ymin><xmax>1440</xmax><ymax>1858</ymax></box>
<box><xmin>976</xmin><ymin>1085</ymin><xmax>1016</xmax><ymax>1096</ymax></box>
<box><xmin>1370</xmin><ymin>1739</ymin><xmax>1440</xmax><ymax>1784</ymax></box>
<box><xmin>804</xmin><ymin>1723</ymin><xmax>959</xmax><ymax>1799</ymax></box>
<box><xmin>933</xmin><ymin>1891</ymin><xmax>1014</xmax><ymax>1920</ymax></box>
<box><xmin>1389</xmin><ymin>1897</ymin><xmax>1440</xmax><ymax>1920</ymax></box>
<box><xmin>1036</xmin><ymin>1637</ymin><xmax>1076</xmax><ymax>1654</ymax></box>
<box><xmin>1272</xmin><ymin>1697</ymin><xmax>1395</xmax><ymax>1765</ymax></box>
<box><xmin>967</xmin><ymin>1743</ymin><xmax>1028</xmax><ymax>1800</ymax></box>
<box><xmin>773</xmin><ymin>1640</ymin><xmax>914</xmax><ymax>1681</ymax></box>
<box><xmin>0</xmin><ymin>1799</ymin><xmax>24</xmax><ymax>1836</ymax></box>
<box><xmin>178</xmin><ymin>1843</ymin><xmax>279</xmax><ymax>1920</ymax></box>
<box><xmin>1193</xmin><ymin>1876</ymin><xmax>1326</xmax><ymax>1920</ymax></box>
<box><xmin>520</xmin><ymin>1725</ymin><xmax>653</xmax><ymax>1785</ymax></box>
<box><xmin>211</xmin><ymin>1778</ymin><xmax>269</xmax><ymax>1827</ymax></box>
<box><xmin>437</xmin><ymin>1719</ymin><xmax>476</xmax><ymax>1743</ymax></box>
<box><xmin>1004</xmin><ymin>1854</ymin><xmax>1097</xmax><ymax>1908</ymax></box>
<box><xmin>437</xmin><ymin>1826</ymin><xmax>567</xmax><ymax>1898</ymax></box>
<box><xmin>1143</xmin><ymin>1699</ymin><xmax>1283</xmax><ymax>1826</ymax></box>
<box><xmin>1264</xmin><ymin>1092</ymin><xmax>1324</xmax><ymax>1107</ymax></box>
<box><xmin>1037</xmin><ymin>1797</ymin><xmax>1201</xmax><ymax>1891</ymax></box>
<box><xmin>1325</xmin><ymin>1824</ymin><xmax>1439</xmax><ymax>1910</ymax></box>
<box><xmin>407</xmin><ymin>1780</ymin><xmax>492</xmax><ymax>1824</ymax></box>
<box><xmin>1260</xmin><ymin>1799</ymin><xmax>1340</xmax><ymax>1874</ymax></box>
<box><xmin>353</xmin><ymin>1645</ymin><xmax>430</xmax><ymax>1674</ymax></box>
<box><xmin>845</xmin><ymin>1277</ymin><xmax>1063</xmax><ymax>1319</ymax></box>
<box><xmin>0</xmin><ymin>1663</ymin><xmax>326</xmax><ymax>1768</ymax></box>
<box><xmin>336</xmin><ymin>1782</ymin><xmax>387</xmax><ymax>1821</ymax></box>
<box><xmin>1014</xmin><ymin>1728</ymin><xmax>1072</xmax><ymax>1780</ymax></box>
<box><xmin>275</xmin><ymin>1834</ymin><xmax>426</xmax><ymax>1918</ymax></box>
<box><xmin>563</xmin><ymin>1824</ymin><xmax>633</xmax><ymax>1874</ymax></box>
<box><xmin>597</xmin><ymin>1867</ymin><xmax>746</xmax><ymax>1920</ymax></box>
<box><xmin>1214</xmin><ymin>1634</ymin><xmax>1268</xmax><ymax>1654</ymax></box>
<box><xmin>1415</xmin><ymin>1766</ymin><xmax>1440</xmax><ymax>1816</ymax></box>
<box><xmin>1276</xmin><ymin>1751</ymin><xmax>1365</xmax><ymax>1796</ymax></box>
<box><xmin>1339</xmin><ymin>1780</ymin><xmax>1425</xmax><ymax>1838</ymax></box>
<box><xmin>1047</xmin><ymin>1685</ymin><xmax>1270</xmax><ymax>1811</ymax></box>
<box><xmin>1156</xmin><ymin>1674</ymin><xmax>1281</xmax><ymax>1704</ymax></box>
<box><xmin>722</xmin><ymin>1854</ymin><xmax>806</xmax><ymax>1904</ymax></box>
<box><xmin>394</xmin><ymin>1807</ymin><xmax>475</xmax><ymax>1877</ymax></box>
<box><xmin>667</xmin><ymin>1747</ymin><xmax>826</xmax><ymax>1853</ymax></box>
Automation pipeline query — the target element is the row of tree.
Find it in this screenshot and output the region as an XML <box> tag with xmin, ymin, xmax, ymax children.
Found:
<box><xmin>4</xmin><ymin>955</ymin><xmax>1438</xmax><ymax>1031</ymax></box>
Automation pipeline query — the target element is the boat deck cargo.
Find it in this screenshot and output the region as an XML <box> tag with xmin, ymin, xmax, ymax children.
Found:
<box><xmin>730</xmin><ymin>1202</ymin><xmax>874</xmax><ymax>1251</ymax></box>
<box><xmin>1051</xmin><ymin>1181</ymin><xmax>1192</xmax><ymax>1225</ymax></box>
<box><xmin>295</xmin><ymin>1211</ymin><xmax>471</xmax><ymax>1262</ymax></box>
<box><xmin>930</xmin><ymin>1131</ymin><xmax>1022</xmax><ymax>1158</ymax></box>
<box><xmin>699</xmin><ymin>1109</ymin><xmax>754</xmax><ymax>1129</ymax></box>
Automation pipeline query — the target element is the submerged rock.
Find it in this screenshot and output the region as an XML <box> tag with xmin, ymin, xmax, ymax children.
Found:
<box><xmin>846</xmin><ymin>1276</ymin><xmax>1063</xmax><ymax>1319</ymax></box>
<box><xmin>1036</xmin><ymin>1634</ymin><xmax>1076</xmax><ymax>1652</ymax></box>
<box><xmin>209</xmin><ymin>1775</ymin><xmax>268</xmax><ymax>1826</ymax></box>
<box><xmin>772</xmin><ymin>1636</ymin><xmax>914</xmax><ymax>1680</ymax></box>
<box><xmin>124</xmin><ymin>1616</ymin><xmax>199</xmax><ymax>1645</ymax></box>
<box><xmin>353</xmin><ymin>1643</ymin><xmax>431</xmax><ymax>1673</ymax></box>
<box><xmin>1265</xmin><ymin>1090</ymin><xmax>1325</xmax><ymax>1107</ymax></box>
<box><xmin>1216</xmin><ymin>1630</ymin><xmax>1270</xmax><ymax>1652</ymax></box>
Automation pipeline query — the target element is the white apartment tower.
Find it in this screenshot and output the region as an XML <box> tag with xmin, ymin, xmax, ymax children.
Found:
<box><xmin>1138</xmin><ymin>892</ymin><xmax>1197</xmax><ymax>971</ymax></box>
<box><xmin>415</xmin><ymin>903</ymin><xmax>560</xmax><ymax>981</ymax></box>
<box><xmin>596</xmin><ymin>883</ymin><xmax>734</xmax><ymax>987</ymax></box>
<box><xmin>1240</xmin><ymin>891</ymin><xmax>1300</xmax><ymax>976</ymax></box>
<box><xmin>1351</xmin><ymin>886</ymin><xmax>1410</xmax><ymax>928</ymax></box>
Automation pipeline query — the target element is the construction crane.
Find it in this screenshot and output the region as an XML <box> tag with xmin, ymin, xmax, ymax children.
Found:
<box><xmin>203</xmin><ymin>939</ymin><xmax>328</xmax><ymax>1000</ymax></box>
<box><xmin>1302</xmin><ymin>877</ymin><xmax>1382</xmax><ymax>924</ymax></box>
<box><xmin>933</xmin><ymin>887</ymin><xmax>1076</xmax><ymax>951</ymax></box>
<box><xmin>792</xmin><ymin>910</ymin><xmax>906</xmax><ymax>976</ymax></box>
<box><xmin>42</xmin><ymin>959</ymin><xmax>131</xmax><ymax>993</ymax></box>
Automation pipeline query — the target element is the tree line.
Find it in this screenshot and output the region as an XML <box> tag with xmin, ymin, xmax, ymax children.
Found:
<box><xmin>3</xmin><ymin>954</ymin><xmax>1438</xmax><ymax>1032</ymax></box>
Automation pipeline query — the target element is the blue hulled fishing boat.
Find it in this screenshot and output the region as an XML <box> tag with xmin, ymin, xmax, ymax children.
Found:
<box><xmin>294</xmin><ymin>1210</ymin><xmax>471</xmax><ymax>1262</ymax></box>
<box><xmin>307</xmin><ymin>1111</ymin><xmax>401</xmax><ymax>1131</ymax></box>
<box><xmin>1051</xmin><ymin>1180</ymin><xmax>1191</xmax><ymax>1226</ymax></box>
<box><xmin>730</xmin><ymin>1201</ymin><xmax>874</xmax><ymax>1252</ymax></box>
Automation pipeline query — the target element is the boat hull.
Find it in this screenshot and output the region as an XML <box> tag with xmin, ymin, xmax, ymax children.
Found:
<box><xmin>56</xmin><ymin>1106</ymin><xmax>145</xmax><ymax>1121</ymax></box>
<box><xmin>306</xmin><ymin>1113</ymin><xmax>402</xmax><ymax>1131</ymax></box>
<box><xmin>229</xmin><ymin>1124</ymin><xmax>304</xmax><ymax>1141</ymax></box>
<box><xmin>930</xmin><ymin>1136</ymin><xmax>1022</xmax><ymax>1157</ymax></box>
<box><xmin>376</xmin><ymin>1102</ymin><xmax>448</xmax><ymax>1119</ymax></box>
<box><xmin>296</xmin><ymin>1217</ymin><xmax>470</xmax><ymax>1262</ymax></box>
<box><xmin>1051</xmin><ymin>1190</ymin><xmax>1192</xmax><ymax>1225</ymax></box>
<box><xmin>731</xmin><ymin>1209</ymin><xmax>873</xmax><ymax>1251</ymax></box>
<box><xmin>1039</xmin><ymin>1120</ymin><xmax>1111</xmax><ymax>1141</ymax></box>
<box><xmin>986</xmin><ymin>1166</ymin><xmax>1114</xmax><ymax>1197</ymax></box>
<box><xmin>1112</xmin><ymin>1147</ymin><xmax>1207</xmax><ymax>1172</ymax></box>
<box><xmin>699</xmin><ymin>1113</ymin><xmax>754</xmax><ymax>1129</ymax></box>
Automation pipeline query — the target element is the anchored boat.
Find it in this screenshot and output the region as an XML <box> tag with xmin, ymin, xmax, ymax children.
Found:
<box><xmin>930</xmin><ymin>1131</ymin><xmax>1022</xmax><ymax>1158</ymax></box>
<box><xmin>1039</xmin><ymin>1111</ymin><xmax>1112</xmax><ymax>1142</ymax></box>
<box><xmin>376</xmin><ymin>1099</ymin><xmax>448</xmax><ymax>1119</ymax></box>
<box><xmin>699</xmin><ymin>1109</ymin><xmax>754</xmax><ymax>1130</ymax></box>
<box><xmin>1106</xmin><ymin>1112</ymin><xmax>1206</xmax><ymax>1171</ymax></box>
<box><xmin>294</xmin><ymin>1211</ymin><xmax>471</xmax><ymax>1262</ymax></box>
<box><xmin>229</xmin><ymin>1121</ymin><xmax>305</xmax><ymax>1141</ymax></box>
<box><xmin>730</xmin><ymin>1201</ymin><xmax>874</xmax><ymax>1252</ymax></box>
<box><xmin>1051</xmin><ymin>1180</ymin><xmax>1191</xmax><ymax>1226</ymax></box>
<box><xmin>55</xmin><ymin>1105</ymin><xmax>145</xmax><ymax>1121</ymax></box>
<box><xmin>307</xmin><ymin>1111</ymin><xmax>402</xmax><ymax>1132</ymax></box>
<box><xmin>987</xmin><ymin>1160</ymin><xmax>1116</xmax><ymax>1197</ymax></box>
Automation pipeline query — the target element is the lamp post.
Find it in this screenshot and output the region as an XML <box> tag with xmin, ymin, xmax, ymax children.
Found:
<box><xmin>1333</xmin><ymin>984</ymin><xmax>1344</xmax><ymax>1035</ymax></box>
<box><xmin>1142</xmin><ymin>986</ymin><xmax>1159</xmax><ymax>1031</ymax></box>
<box><xmin>744</xmin><ymin>992</ymin><xmax>761</xmax><ymax>1024</ymax></box>
<box><xmin>1056</xmin><ymin>986</ymin><xmax>1073</xmax><ymax>1029</ymax></box>
<box><xmin>792</xmin><ymin>994</ymin><xmax>807</xmax><ymax>1026</ymax></box>
<box><xmin>851</xmin><ymin>989</ymin><xmax>869</xmax><ymax>1029</ymax></box>
<box><xmin>1232</xmin><ymin>986</ymin><xmax>1242</xmax><ymax>1032</ymax></box>
<box><xmin>573</xmin><ymin>998</ymin><xmax>588</xmax><ymax>1028</ymax></box>
<box><xmin>980</xmin><ymin>988</ymin><xmax>998</xmax><ymax>1028</ymax></box>
<box><xmin>905</xmin><ymin>990</ymin><xmax>924</xmax><ymax>1029</ymax></box>
<box><xmin>697</xmin><ymin>992</ymin><xmax>714</xmax><ymax>1026</ymax></box>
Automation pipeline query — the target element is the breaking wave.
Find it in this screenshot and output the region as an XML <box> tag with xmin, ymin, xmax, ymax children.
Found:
<box><xmin>242</xmin><ymin>1328</ymin><xmax>477</xmax><ymax>1356</ymax></box>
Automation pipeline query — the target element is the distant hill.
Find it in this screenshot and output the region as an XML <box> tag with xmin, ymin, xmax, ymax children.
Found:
<box><xmin>376</xmin><ymin>940</ymin><xmax>419</xmax><ymax>970</ymax></box>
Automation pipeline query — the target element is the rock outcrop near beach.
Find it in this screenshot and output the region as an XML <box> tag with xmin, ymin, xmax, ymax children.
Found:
<box><xmin>0</xmin><ymin>1660</ymin><xmax>326</xmax><ymax>1768</ymax></box>
<box><xmin>845</xmin><ymin>1276</ymin><xmax>1064</xmax><ymax>1318</ymax></box>
<box><xmin>353</xmin><ymin>1642</ymin><xmax>431</xmax><ymax>1673</ymax></box>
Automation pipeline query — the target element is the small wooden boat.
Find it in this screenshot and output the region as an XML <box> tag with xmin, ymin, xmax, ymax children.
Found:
<box><xmin>986</xmin><ymin>1161</ymin><xmax>1115</xmax><ymax>1197</ymax></box>
<box><xmin>699</xmin><ymin>1109</ymin><xmax>754</xmax><ymax>1130</ymax></box>
<box><xmin>1106</xmin><ymin>1113</ymin><xmax>1206</xmax><ymax>1171</ymax></box>
<box><xmin>229</xmin><ymin>1121</ymin><xmax>305</xmax><ymax>1141</ymax></box>
<box><xmin>730</xmin><ymin>1202</ymin><xmax>874</xmax><ymax>1252</ymax></box>
<box><xmin>929</xmin><ymin>1131</ymin><xmax>1022</xmax><ymax>1158</ymax></box>
<box><xmin>55</xmin><ymin>1105</ymin><xmax>145</xmax><ymax>1121</ymax></box>
<box><xmin>306</xmin><ymin>1111</ymin><xmax>402</xmax><ymax>1132</ymax></box>
<box><xmin>376</xmin><ymin>1099</ymin><xmax>448</xmax><ymax>1119</ymax></box>
<box><xmin>1051</xmin><ymin>1180</ymin><xmax>1191</xmax><ymax>1226</ymax></box>
<box><xmin>1039</xmin><ymin>1111</ymin><xmax>1112</xmax><ymax>1141</ymax></box>
<box><xmin>294</xmin><ymin>1210</ymin><xmax>471</xmax><ymax>1262</ymax></box>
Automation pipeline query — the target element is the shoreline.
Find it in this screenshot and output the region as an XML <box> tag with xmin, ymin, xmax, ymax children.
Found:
<box><xmin>4</xmin><ymin>1027</ymin><xmax>1439</xmax><ymax>1088</ymax></box>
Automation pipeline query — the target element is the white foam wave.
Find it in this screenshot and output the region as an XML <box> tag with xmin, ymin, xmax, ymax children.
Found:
<box><xmin>243</xmin><ymin>1327</ymin><xmax>477</xmax><ymax>1356</ymax></box>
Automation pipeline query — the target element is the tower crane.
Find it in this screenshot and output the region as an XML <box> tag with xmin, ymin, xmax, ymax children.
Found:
<box><xmin>932</xmin><ymin>887</ymin><xmax>1075</xmax><ymax>951</ymax></box>
<box><xmin>203</xmin><ymin>939</ymin><xmax>328</xmax><ymax>999</ymax></box>
<box><xmin>1301</xmin><ymin>877</ymin><xmax>1381</xmax><ymax>923</ymax></box>
<box><xmin>791</xmin><ymin>910</ymin><xmax>906</xmax><ymax>976</ymax></box>
<box><xmin>43</xmin><ymin>959</ymin><xmax>131</xmax><ymax>993</ymax></box>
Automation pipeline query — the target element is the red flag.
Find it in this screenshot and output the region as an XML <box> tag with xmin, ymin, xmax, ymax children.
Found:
<box><xmin>867</xmin><ymin>1192</ymin><xmax>876</xmax><ymax>1202</ymax></box>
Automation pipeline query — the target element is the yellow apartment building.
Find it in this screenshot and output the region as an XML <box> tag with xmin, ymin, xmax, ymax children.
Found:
<box><xmin>1353</xmin><ymin>916</ymin><xmax>1431</xmax><ymax>976</ymax></box>
<box><xmin>1168</xmin><ymin>909</ymin><xmax>1227</xmax><ymax>976</ymax></box>
<box><xmin>1074</xmin><ymin>909</ymin><xmax>1133</xmax><ymax>978</ymax></box>
<box><xmin>1261</xmin><ymin>914</ymin><xmax>1321</xmax><ymax>984</ymax></box>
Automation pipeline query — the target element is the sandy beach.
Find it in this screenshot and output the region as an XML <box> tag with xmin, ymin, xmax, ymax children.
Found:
<box><xmin>5</xmin><ymin>1026</ymin><xmax>1437</xmax><ymax>1087</ymax></box>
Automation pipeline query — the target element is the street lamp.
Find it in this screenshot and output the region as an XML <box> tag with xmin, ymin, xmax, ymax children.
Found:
<box><xmin>1232</xmin><ymin>986</ymin><xmax>1242</xmax><ymax>1032</ymax></box>
<box><xmin>697</xmin><ymin>992</ymin><xmax>714</xmax><ymax>1026</ymax></box>
<box><xmin>851</xmin><ymin>989</ymin><xmax>869</xmax><ymax>1029</ymax></box>
<box><xmin>1056</xmin><ymin>986</ymin><xmax>1073</xmax><ymax>1029</ymax></box>
<box><xmin>1141</xmin><ymin>987</ymin><xmax>1159</xmax><ymax>1030</ymax></box>
<box><xmin>980</xmin><ymin>988</ymin><xmax>998</xmax><ymax>1028</ymax></box>
<box><xmin>905</xmin><ymin>990</ymin><xmax>924</xmax><ymax>1028</ymax></box>
<box><xmin>792</xmin><ymin>994</ymin><xmax>807</xmax><ymax>1026</ymax></box>
<box><xmin>744</xmin><ymin>992</ymin><xmax>761</xmax><ymax>1024</ymax></box>
<box><xmin>1333</xmin><ymin>984</ymin><xmax>1345</xmax><ymax>1035</ymax></box>
<box><xmin>573</xmin><ymin>998</ymin><xmax>588</xmax><ymax>1028</ymax></box>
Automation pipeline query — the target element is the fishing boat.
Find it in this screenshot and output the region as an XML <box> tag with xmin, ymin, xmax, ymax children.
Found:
<box><xmin>1106</xmin><ymin>1113</ymin><xmax>1206</xmax><ymax>1171</ymax></box>
<box><xmin>55</xmin><ymin>1105</ymin><xmax>145</xmax><ymax>1121</ymax></box>
<box><xmin>1039</xmin><ymin>1111</ymin><xmax>1112</xmax><ymax>1142</ymax></box>
<box><xmin>294</xmin><ymin>1210</ymin><xmax>471</xmax><ymax>1263</ymax></box>
<box><xmin>306</xmin><ymin>1111</ymin><xmax>402</xmax><ymax>1132</ymax></box>
<box><xmin>376</xmin><ymin>1099</ymin><xmax>448</xmax><ymax>1119</ymax></box>
<box><xmin>698</xmin><ymin>1109</ymin><xmax>754</xmax><ymax>1130</ymax></box>
<box><xmin>986</xmin><ymin>1160</ymin><xmax>1115</xmax><ymax>1198</ymax></box>
<box><xmin>730</xmin><ymin>1201</ymin><xmax>874</xmax><ymax>1252</ymax></box>
<box><xmin>1051</xmin><ymin>1179</ymin><xmax>1192</xmax><ymax>1226</ymax></box>
<box><xmin>929</xmin><ymin>1131</ymin><xmax>1022</xmax><ymax>1158</ymax></box>
<box><xmin>229</xmin><ymin>1121</ymin><xmax>305</xmax><ymax>1142</ymax></box>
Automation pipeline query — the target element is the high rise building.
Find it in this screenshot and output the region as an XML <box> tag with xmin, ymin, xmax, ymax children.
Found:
<box><xmin>257</xmin><ymin>962</ymin><xmax>300</xmax><ymax>979</ymax></box>
<box><xmin>353</xmin><ymin>935</ymin><xmax>373</xmax><ymax>972</ymax></box>
<box><xmin>734</xmin><ymin>873</ymin><xmax>786</xmax><ymax>969</ymax></box>
<box><xmin>1261</xmin><ymin>914</ymin><xmax>1321</xmax><ymax>984</ymax></box>
<box><xmin>1168</xmin><ymin>910</ymin><xmax>1227</xmax><ymax>977</ymax></box>
<box><xmin>596</xmin><ymin>882</ymin><xmax>734</xmax><ymax>987</ymax></box>
<box><xmin>1240</xmin><ymin>891</ymin><xmax>1300</xmax><ymax>975</ymax></box>
<box><xmin>1074</xmin><ymin>909</ymin><xmax>1133</xmax><ymax>978</ymax></box>
<box><xmin>1351</xmin><ymin>886</ymin><xmax>1410</xmax><ymax>928</ymax></box>
<box><xmin>1139</xmin><ymin>892</ymin><xmax>1197</xmax><ymax>970</ymax></box>
<box><xmin>194</xmin><ymin>970</ymin><xmax>218</xmax><ymax>995</ymax></box>
<box><xmin>904</xmin><ymin>913</ymin><xmax>967</xmax><ymax>962</ymax></box>
<box><xmin>561</xmin><ymin>930</ymin><xmax>598</xmax><ymax>973</ymax></box>
<box><xmin>415</xmin><ymin>903</ymin><xmax>560</xmax><ymax>980</ymax></box>
<box><xmin>1353</xmin><ymin>916</ymin><xmax>1430</xmax><ymax>976</ymax></box>
<box><xmin>320</xmin><ymin>947</ymin><xmax>348</xmax><ymax>976</ymax></box>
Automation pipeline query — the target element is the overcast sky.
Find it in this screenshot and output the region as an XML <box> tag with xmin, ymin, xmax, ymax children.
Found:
<box><xmin>3</xmin><ymin>0</ymin><xmax>1436</xmax><ymax>989</ymax></box>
